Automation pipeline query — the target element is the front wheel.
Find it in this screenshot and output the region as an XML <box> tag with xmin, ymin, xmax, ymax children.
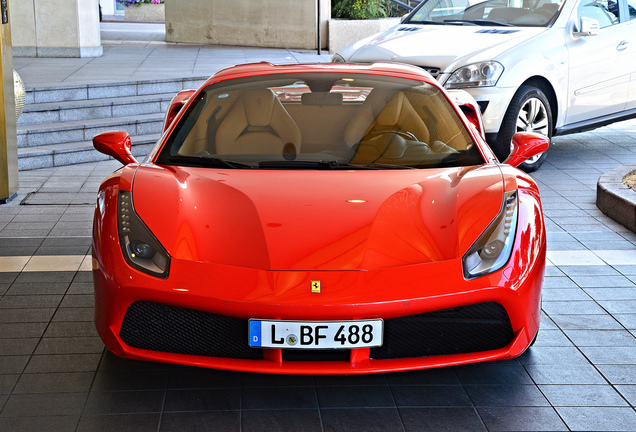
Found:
<box><xmin>491</xmin><ymin>85</ymin><xmax>552</xmax><ymax>172</ymax></box>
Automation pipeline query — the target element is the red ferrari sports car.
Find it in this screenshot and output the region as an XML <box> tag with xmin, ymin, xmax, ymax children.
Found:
<box><xmin>92</xmin><ymin>62</ymin><xmax>547</xmax><ymax>374</ymax></box>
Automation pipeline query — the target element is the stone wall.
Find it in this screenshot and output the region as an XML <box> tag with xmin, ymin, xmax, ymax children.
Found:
<box><xmin>11</xmin><ymin>0</ymin><xmax>102</xmax><ymax>58</ymax></box>
<box><xmin>165</xmin><ymin>0</ymin><xmax>329</xmax><ymax>50</ymax></box>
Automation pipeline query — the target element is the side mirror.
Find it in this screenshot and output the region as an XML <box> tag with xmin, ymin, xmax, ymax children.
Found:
<box><xmin>163</xmin><ymin>89</ymin><xmax>196</xmax><ymax>132</ymax></box>
<box><xmin>93</xmin><ymin>130</ymin><xmax>138</xmax><ymax>166</ymax></box>
<box><xmin>504</xmin><ymin>132</ymin><xmax>550</xmax><ymax>168</ymax></box>
<box><xmin>400</xmin><ymin>14</ymin><xmax>409</xmax><ymax>23</ymax></box>
<box><xmin>573</xmin><ymin>17</ymin><xmax>600</xmax><ymax>37</ymax></box>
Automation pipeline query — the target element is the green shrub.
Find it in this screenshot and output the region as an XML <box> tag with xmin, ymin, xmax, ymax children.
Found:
<box><xmin>332</xmin><ymin>0</ymin><xmax>403</xmax><ymax>19</ymax></box>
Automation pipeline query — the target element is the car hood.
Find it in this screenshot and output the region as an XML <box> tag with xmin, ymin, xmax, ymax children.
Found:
<box><xmin>347</xmin><ymin>25</ymin><xmax>545</xmax><ymax>73</ymax></box>
<box><xmin>131</xmin><ymin>164</ymin><xmax>504</xmax><ymax>271</ymax></box>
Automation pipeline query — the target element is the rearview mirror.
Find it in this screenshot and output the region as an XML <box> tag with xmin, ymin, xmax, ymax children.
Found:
<box><xmin>573</xmin><ymin>17</ymin><xmax>600</xmax><ymax>37</ymax></box>
<box><xmin>504</xmin><ymin>132</ymin><xmax>550</xmax><ymax>168</ymax></box>
<box><xmin>93</xmin><ymin>131</ymin><xmax>138</xmax><ymax>166</ymax></box>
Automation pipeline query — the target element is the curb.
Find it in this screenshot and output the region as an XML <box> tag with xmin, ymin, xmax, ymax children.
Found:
<box><xmin>597</xmin><ymin>163</ymin><xmax>636</xmax><ymax>233</ymax></box>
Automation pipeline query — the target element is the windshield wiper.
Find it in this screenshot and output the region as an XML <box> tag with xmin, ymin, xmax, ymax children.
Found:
<box><xmin>404</xmin><ymin>20</ymin><xmax>446</xmax><ymax>25</ymax></box>
<box><xmin>168</xmin><ymin>155</ymin><xmax>252</xmax><ymax>169</ymax></box>
<box><xmin>258</xmin><ymin>160</ymin><xmax>416</xmax><ymax>170</ymax></box>
<box><xmin>444</xmin><ymin>19</ymin><xmax>514</xmax><ymax>26</ymax></box>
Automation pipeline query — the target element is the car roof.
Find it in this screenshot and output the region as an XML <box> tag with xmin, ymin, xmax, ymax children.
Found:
<box><xmin>202</xmin><ymin>62</ymin><xmax>439</xmax><ymax>87</ymax></box>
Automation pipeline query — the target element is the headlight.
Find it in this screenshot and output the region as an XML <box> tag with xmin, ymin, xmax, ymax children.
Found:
<box><xmin>331</xmin><ymin>53</ymin><xmax>346</xmax><ymax>63</ymax></box>
<box><xmin>445</xmin><ymin>61</ymin><xmax>504</xmax><ymax>89</ymax></box>
<box><xmin>118</xmin><ymin>190</ymin><xmax>171</xmax><ymax>278</ymax></box>
<box><xmin>463</xmin><ymin>190</ymin><xmax>517</xmax><ymax>279</ymax></box>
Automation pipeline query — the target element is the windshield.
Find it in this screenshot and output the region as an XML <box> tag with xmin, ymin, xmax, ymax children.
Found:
<box><xmin>406</xmin><ymin>0</ymin><xmax>563</xmax><ymax>26</ymax></box>
<box><xmin>156</xmin><ymin>73</ymin><xmax>483</xmax><ymax>170</ymax></box>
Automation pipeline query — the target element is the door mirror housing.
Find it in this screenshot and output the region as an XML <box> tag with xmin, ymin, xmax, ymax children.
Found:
<box><xmin>504</xmin><ymin>132</ymin><xmax>550</xmax><ymax>168</ymax></box>
<box><xmin>573</xmin><ymin>17</ymin><xmax>600</xmax><ymax>37</ymax></box>
<box><xmin>93</xmin><ymin>131</ymin><xmax>138</xmax><ymax>166</ymax></box>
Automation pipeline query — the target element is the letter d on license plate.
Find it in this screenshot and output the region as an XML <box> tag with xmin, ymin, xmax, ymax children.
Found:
<box><xmin>249</xmin><ymin>319</ymin><xmax>383</xmax><ymax>349</ymax></box>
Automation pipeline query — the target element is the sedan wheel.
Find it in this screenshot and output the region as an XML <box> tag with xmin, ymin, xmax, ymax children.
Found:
<box><xmin>492</xmin><ymin>85</ymin><xmax>552</xmax><ymax>172</ymax></box>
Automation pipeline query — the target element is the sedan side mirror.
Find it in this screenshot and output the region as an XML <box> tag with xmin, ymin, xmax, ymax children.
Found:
<box><xmin>504</xmin><ymin>132</ymin><xmax>550</xmax><ymax>168</ymax></box>
<box><xmin>93</xmin><ymin>130</ymin><xmax>138</xmax><ymax>166</ymax></box>
<box><xmin>573</xmin><ymin>17</ymin><xmax>600</xmax><ymax>37</ymax></box>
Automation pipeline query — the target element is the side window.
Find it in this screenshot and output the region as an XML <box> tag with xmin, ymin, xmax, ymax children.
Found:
<box><xmin>577</xmin><ymin>0</ymin><xmax>619</xmax><ymax>27</ymax></box>
<box><xmin>627</xmin><ymin>0</ymin><xmax>636</xmax><ymax>20</ymax></box>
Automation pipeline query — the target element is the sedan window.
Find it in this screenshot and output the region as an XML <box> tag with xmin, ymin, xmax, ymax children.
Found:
<box><xmin>577</xmin><ymin>0</ymin><xmax>619</xmax><ymax>27</ymax></box>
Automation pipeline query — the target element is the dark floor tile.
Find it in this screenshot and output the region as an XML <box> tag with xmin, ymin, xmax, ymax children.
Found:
<box><xmin>241</xmin><ymin>372</ymin><xmax>314</xmax><ymax>387</ymax></box>
<box><xmin>160</xmin><ymin>411</ymin><xmax>240</xmax><ymax>432</ymax></box>
<box><xmin>0</xmin><ymin>392</ymin><xmax>87</xmax><ymax>417</ymax></box>
<box><xmin>242</xmin><ymin>409</ymin><xmax>321</xmax><ymax>432</ymax></box>
<box><xmin>25</xmin><ymin>353</ymin><xmax>102</xmax><ymax>373</ymax></box>
<box><xmin>0</xmin><ymin>273</ymin><xmax>18</xmax><ymax>284</ymax></box>
<box><xmin>314</xmin><ymin>373</ymin><xmax>387</xmax><ymax>387</ymax></box>
<box><xmin>598</xmin><ymin>365</ymin><xmax>636</xmax><ymax>385</ymax></box>
<box><xmin>66</xmin><ymin>282</ymin><xmax>94</xmax><ymax>295</ymax></box>
<box><xmin>455</xmin><ymin>363</ymin><xmax>533</xmax><ymax>385</ymax></box>
<box><xmin>43</xmin><ymin>321</ymin><xmax>99</xmax><ymax>338</ymax></box>
<box><xmin>91</xmin><ymin>369</ymin><xmax>169</xmax><ymax>391</ymax></box>
<box><xmin>59</xmin><ymin>294</ymin><xmax>94</xmax><ymax>308</ymax></box>
<box><xmin>580</xmin><ymin>346</ymin><xmax>636</xmax><ymax>364</ymax></box>
<box><xmin>321</xmin><ymin>408</ymin><xmax>403</xmax><ymax>432</ymax></box>
<box><xmin>242</xmin><ymin>386</ymin><xmax>317</xmax><ymax>410</ymax></box>
<box><xmin>391</xmin><ymin>384</ymin><xmax>471</xmax><ymax>407</ymax></box>
<box><xmin>616</xmin><ymin>385</ymin><xmax>636</xmax><ymax>406</ymax></box>
<box><xmin>5</xmin><ymin>282</ymin><xmax>70</xmax><ymax>296</ymax></box>
<box><xmin>83</xmin><ymin>390</ymin><xmax>164</xmax><ymax>414</ymax></box>
<box><xmin>518</xmin><ymin>346</ymin><xmax>590</xmax><ymax>365</ymax></box>
<box><xmin>0</xmin><ymin>356</ymin><xmax>29</xmax><ymax>374</ymax></box>
<box><xmin>477</xmin><ymin>407</ymin><xmax>567</xmax><ymax>431</ymax></box>
<box><xmin>386</xmin><ymin>368</ymin><xmax>460</xmax><ymax>386</ymax></box>
<box><xmin>556</xmin><ymin>407</ymin><xmax>636</xmax><ymax>431</ymax></box>
<box><xmin>317</xmin><ymin>385</ymin><xmax>393</xmax><ymax>408</ymax></box>
<box><xmin>524</xmin><ymin>363</ymin><xmax>606</xmax><ymax>384</ymax></box>
<box><xmin>0</xmin><ymin>338</ymin><xmax>39</xmax><ymax>356</ymax></box>
<box><xmin>0</xmin><ymin>322</ymin><xmax>47</xmax><ymax>339</ymax></box>
<box><xmin>540</xmin><ymin>384</ymin><xmax>627</xmax><ymax>407</ymax></box>
<box><xmin>52</xmin><ymin>307</ymin><xmax>94</xmax><ymax>322</ymax></box>
<box><xmin>163</xmin><ymin>388</ymin><xmax>240</xmax><ymax>411</ymax></box>
<box><xmin>167</xmin><ymin>367</ymin><xmax>241</xmax><ymax>389</ymax></box>
<box><xmin>13</xmin><ymin>372</ymin><xmax>95</xmax><ymax>394</ymax></box>
<box><xmin>14</xmin><ymin>271</ymin><xmax>75</xmax><ymax>283</ymax></box>
<box><xmin>34</xmin><ymin>336</ymin><xmax>103</xmax><ymax>355</ymax></box>
<box><xmin>399</xmin><ymin>407</ymin><xmax>486</xmax><ymax>432</ymax></box>
<box><xmin>563</xmin><ymin>329</ymin><xmax>636</xmax><ymax>347</ymax></box>
<box><xmin>0</xmin><ymin>308</ymin><xmax>56</xmax><ymax>323</ymax></box>
<box><xmin>0</xmin><ymin>416</ymin><xmax>78</xmax><ymax>432</ymax></box>
<box><xmin>465</xmin><ymin>384</ymin><xmax>549</xmax><ymax>406</ymax></box>
<box><xmin>0</xmin><ymin>246</ymin><xmax>40</xmax><ymax>257</ymax></box>
<box><xmin>0</xmin><ymin>295</ymin><xmax>63</xmax><ymax>309</ymax></box>
<box><xmin>77</xmin><ymin>413</ymin><xmax>160</xmax><ymax>432</ymax></box>
<box><xmin>0</xmin><ymin>374</ymin><xmax>18</xmax><ymax>394</ymax></box>
<box><xmin>35</xmin><ymin>246</ymin><xmax>91</xmax><ymax>256</ymax></box>
<box><xmin>0</xmin><ymin>283</ymin><xmax>8</xmax><ymax>296</ymax></box>
<box><xmin>549</xmin><ymin>313</ymin><xmax>623</xmax><ymax>330</ymax></box>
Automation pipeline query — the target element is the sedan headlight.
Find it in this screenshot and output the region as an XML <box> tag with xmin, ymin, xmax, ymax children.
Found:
<box><xmin>331</xmin><ymin>53</ymin><xmax>346</xmax><ymax>63</ymax></box>
<box><xmin>445</xmin><ymin>61</ymin><xmax>504</xmax><ymax>89</ymax></box>
<box><xmin>118</xmin><ymin>190</ymin><xmax>170</xmax><ymax>278</ymax></box>
<box><xmin>463</xmin><ymin>190</ymin><xmax>517</xmax><ymax>279</ymax></box>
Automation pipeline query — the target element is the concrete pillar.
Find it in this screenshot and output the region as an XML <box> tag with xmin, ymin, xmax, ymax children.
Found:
<box><xmin>11</xmin><ymin>0</ymin><xmax>102</xmax><ymax>57</ymax></box>
<box><xmin>0</xmin><ymin>0</ymin><xmax>18</xmax><ymax>203</ymax></box>
<box><xmin>166</xmin><ymin>0</ymin><xmax>330</xmax><ymax>50</ymax></box>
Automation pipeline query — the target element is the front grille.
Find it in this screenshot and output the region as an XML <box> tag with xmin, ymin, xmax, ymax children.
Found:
<box><xmin>119</xmin><ymin>301</ymin><xmax>262</xmax><ymax>360</ymax></box>
<box><xmin>419</xmin><ymin>66</ymin><xmax>441</xmax><ymax>80</ymax></box>
<box><xmin>370</xmin><ymin>302</ymin><xmax>514</xmax><ymax>360</ymax></box>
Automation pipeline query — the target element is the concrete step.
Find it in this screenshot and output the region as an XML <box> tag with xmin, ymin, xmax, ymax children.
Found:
<box><xmin>17</xmin><ymin>112</ymin><xmax>164</xmax><ymax>148</ymax></box>
<box><xmin>18</xmin><ymin>134</ymin><xmax>160</xmax><ymax>171</ymax></box>
<box><xmin>24</xmin><ymin>76</ymin><xmax>208</xmax><ymax>105</ymax></box>
<box><xmin>18</xmin><ymin>93</ymin><xmax>175</xmax><ymax>126</ymax></box>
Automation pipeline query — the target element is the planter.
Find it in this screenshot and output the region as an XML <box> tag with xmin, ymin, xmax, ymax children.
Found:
<box><xmin>125</xmin><ymin>3</ymin><xmax>165</xmax><ymax>22</ymax></box>
<box><xmin>328</xmin><ymin>18</ymin><xmax>400</xmax><ymax>54</ymax></box>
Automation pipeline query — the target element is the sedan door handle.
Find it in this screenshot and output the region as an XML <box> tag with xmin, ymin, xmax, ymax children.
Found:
<box><xmin>617</xmin><ymin>40</ymin><xmax>629</xmax><ymax>51</ymax></box>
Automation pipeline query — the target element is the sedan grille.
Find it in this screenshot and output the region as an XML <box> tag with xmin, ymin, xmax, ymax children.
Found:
<box><xmin>419</xmin><ymin>66</ymin><xmax>441</xmax><ymax>80</ymax></box>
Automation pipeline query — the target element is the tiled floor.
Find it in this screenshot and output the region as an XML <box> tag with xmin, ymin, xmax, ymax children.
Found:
<box><xmin>4</xmin><ymin>20</ymin><xmax>636</xmax><ymax>432</ymax></box>
<box><xmin>1</xmin><ymin>121</ymin><xmax>636</xmax><ymax>431</ymax></box>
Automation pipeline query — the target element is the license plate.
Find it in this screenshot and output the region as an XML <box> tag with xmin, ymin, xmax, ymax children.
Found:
<box><xmin>248</xmin><ymin>319</ymin><xmax>383</xmax><ymax>349</ymax></box>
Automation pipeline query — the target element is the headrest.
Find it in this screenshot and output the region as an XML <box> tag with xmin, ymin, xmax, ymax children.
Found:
<box><xmin>243</xmin><ymin>89</ymin><xmax>277</xmax><ymax>127</ymax></box>
<box><xmin>376</xmin><ymin>92</ymin><xmax>405</xmax><ymax>126</ymax></box>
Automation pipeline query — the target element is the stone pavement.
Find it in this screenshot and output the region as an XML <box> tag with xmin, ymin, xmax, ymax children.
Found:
<box><xmin>2</xmin><ymin>21</ymin><xmax>636</xmax><ymax>432</ymax></box>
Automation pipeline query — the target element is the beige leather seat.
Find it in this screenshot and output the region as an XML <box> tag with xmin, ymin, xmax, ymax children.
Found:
<box><xmin>215</xmin><ymin>88</ymin><xmax>301</xmax><ymax>155</ymax></box>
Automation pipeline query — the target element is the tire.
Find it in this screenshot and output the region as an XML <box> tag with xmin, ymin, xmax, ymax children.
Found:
<box><xmin>491</xmin><ymin>85</ymin><xmax>552</xmax><ymax>173</ymax></box>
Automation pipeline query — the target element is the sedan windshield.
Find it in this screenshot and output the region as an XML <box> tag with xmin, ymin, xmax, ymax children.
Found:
<box><xmin>406</xmin><ymin>0</ymin><xmax>563</xmax><ymax>27</ymax></box>
<box><xmin>157</xmin><ymin>73</ymin><xmax>483</xmax><ymax>170</ymax></box>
